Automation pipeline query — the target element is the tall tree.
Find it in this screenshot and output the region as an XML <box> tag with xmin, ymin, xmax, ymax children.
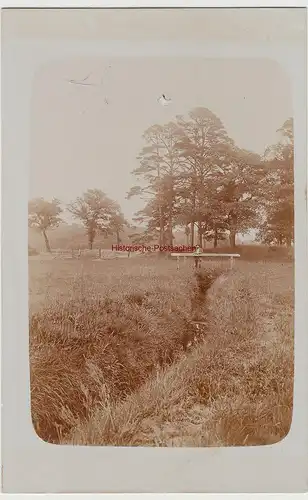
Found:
<box><xmin>109</xmin><ymin>211</ymin><xmax>129</xmax><ymax>245</ymax></box>
<box><xmin>128</xmin><ymin>106</ymin><xmax>266</xmax><ymax>251</ymax></box>
<box><xmin>28</xmin><ymin>198</ymin><xmax>63</xmax><ymax>252</ymax></box>
<box><xmin>67</xmin><ymin>189</ymin><xmax>117</xmax><ymax>250</ymax></box>
<box><xmin>128</xmin><ymin>123</ymin><xmax>182</xmax><ymax>246</ymax></box>
<box><xmin>132</xmin><ymin>196</ymin><xmax>170</xmax><ymax>244</ymax></box>
<box><xmin>176</xmin><ymin>107</ymin><xmax>235</xmax><ymax>246</ymax></box>
<box><xmin>258</xmin><ymin>118</ymin><xmax>294</xmax><ymax>246</ymax></box>
<box><xmin>215</xmin><ymin>148</ymin><xmax>264</xmax><ymax>247</ymax></box>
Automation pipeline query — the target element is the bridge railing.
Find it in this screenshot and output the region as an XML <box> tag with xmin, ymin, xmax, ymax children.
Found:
<box><xmin>170</xmin><ymin>252</ymin><xmax>241</xmax><ymax>270</ymax></box>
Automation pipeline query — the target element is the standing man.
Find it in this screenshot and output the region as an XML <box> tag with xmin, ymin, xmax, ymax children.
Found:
<box><xmin>193</xmin><ymin>244</ymin><xmax>202</xmax><ymax>269</ymax></box>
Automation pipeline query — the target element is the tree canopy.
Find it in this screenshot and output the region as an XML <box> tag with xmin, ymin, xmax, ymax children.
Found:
<box><xmin>28</xmin><ymin>197</ymin><xmax>63</xmax><ymax>252</ymax></box>
<box><xmin>68</xmin><ymin>189</ymin><xmax>126</xmax><ymax>249</ymax></box>
<box><xmin>128</xmin><ymin>107</ymin><xmax>272</xmax><ymax>249</ymax></box>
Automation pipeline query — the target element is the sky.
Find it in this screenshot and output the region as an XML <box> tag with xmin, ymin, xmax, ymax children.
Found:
<box><xmin>29</xmin><ymin>56</ymin><xmax>292</xmax><ymax>223</ymax></box>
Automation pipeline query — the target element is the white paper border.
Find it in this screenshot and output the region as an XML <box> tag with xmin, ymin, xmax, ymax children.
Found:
<box><xmin>1</xmin><ymin>6</ymin><xmax>308</xmax><ymax>494</ymax></box>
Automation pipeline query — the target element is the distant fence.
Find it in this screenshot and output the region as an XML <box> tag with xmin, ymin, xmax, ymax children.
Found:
<box><xmin>49</xmin><ymin>249</ymin><xmax>113</xmax><ymax>260</ymax></box>
<box><xmin>31</xmin><ymin>244</ymin><xmax>294</xmax><ymax>263</ymax></box>
<box><xmin>50</xmin><ymin>248</ymin><xmax>135</xmax><ymax>260</ymax></box>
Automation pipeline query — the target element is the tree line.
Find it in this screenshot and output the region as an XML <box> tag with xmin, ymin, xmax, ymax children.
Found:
<box><xmin>128</xmin><ymin>108</ymin><xmax>294</xmax><ymax>248</ymax></box>
<box><xmin>28</xmin><ymin>107</ymin><xmax>294</xmax><ymax>252</ymax></box>
<box><xmin>28</xmin><ymin>190</ymin><xmax>128</xmax><ymax>252</ymax></box>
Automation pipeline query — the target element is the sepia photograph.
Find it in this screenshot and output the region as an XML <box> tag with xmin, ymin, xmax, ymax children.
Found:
<box><xmin>28</xmin><ymin>50</ymin><xmax>295</xmax><ymax>447</ymax></box>
<box><xmin>2</xmin><ymin>5</ymin><xmax>308</xmax><ymax>494</ymax></box>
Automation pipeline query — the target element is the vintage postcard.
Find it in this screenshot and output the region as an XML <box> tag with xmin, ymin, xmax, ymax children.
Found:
<box><xmin>1</xmin><ymin>6</ymin><xmax>307</xmax><ymax>493</ymax></box>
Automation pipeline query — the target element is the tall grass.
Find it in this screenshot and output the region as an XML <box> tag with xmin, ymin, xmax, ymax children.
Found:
<box><xmin>29</xmin><ymin>259</ymin><xmax>294</xmax><ymax>446</ymax></box>
<box><xmin>30</xmin><ymin>265</ymin><xmax>223</xmax><ymax>443</ymax></box>
<box><xmin>202</xmin><ymin>244</ymin><xmax>293</xmax><ymax>261</ymax></box>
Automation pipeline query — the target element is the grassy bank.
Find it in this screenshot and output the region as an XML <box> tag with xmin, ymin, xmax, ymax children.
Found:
<box><xmin>30</xmin><ymin>261</ymin><xmax>221</xmax><ymax>443</ymax></box>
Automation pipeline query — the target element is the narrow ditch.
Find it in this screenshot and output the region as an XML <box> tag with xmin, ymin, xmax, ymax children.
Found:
<box><xmin>185</xmin><ymin>268</ymin><xmax>225</xmax><ymax>348</ymax></box>
<box><xmin>30</xmin><ymin>268</ymin><xmax>224</xmax><ymax>443</ymax></box>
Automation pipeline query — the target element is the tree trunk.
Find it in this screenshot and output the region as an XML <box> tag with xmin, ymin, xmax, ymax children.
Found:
<box><xmin>168</xmin><ymin>221</ymin><xmax>173</xmax><ymax>246</ymax></box>
<box><xmin>162</xmin><ymin>229</ymin><xmax>166</xmax><ymax>245</ymax></box>
<box><xmin>190</xmin><ymin>189</ymin><xmax>196</xmax><ymax>247</ymax></box>
<box><xmin>42</xmin><ymin>230</ymin><xmax>51</xmax><ymax>253</ymax></box>
<box><xmin>116</xmin><ymin>229</ymin><xmax>120</xmax><ymax>245</ymax></box>
<box><xmin>229</xmin><ymin>230</ymin><xmax>236</xmax><ymax>248</ymax></box>
<box><xmin>190</xmin><ymin>221</ymin><xmax>195</xmax><ymax>247</ymax></box>
<box><xmin>214</xmin><ymin>224</ymin><xmax>218</xmax><ymax>248</ymax></box>
<box><xmin>88</xmin><ymin>229</ymin><xmax>95</xmax><ymax>250</ymax></box>
<box><xmin>228</xmin><ymin>211</ymin><xmax>237</xmax><ymax>249</ymax></box>
<box><xmin>157</xmin><ymin>149</ymin><xmax>164</xmax><ymax>248</ymax></box>
<box><xmin>185</xmin><ymin>226</ymin><xmax>190</xmax><ymax>246</ymax></box>
<box><xmin>159</xmin><ymin>207</ymin><xmax>164</xmax><ymax>246</ymax></box>
<box><xmin>198</xmin><ymin>223</ymin><xmax>203</xmax><ymax>247</ymax></box>
<box><xmin>167</xmin><ymin>189</ymin><xmax>173</xmax><ymax>245</ymax></box>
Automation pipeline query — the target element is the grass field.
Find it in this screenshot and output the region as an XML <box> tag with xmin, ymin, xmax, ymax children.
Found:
<box><xmin>29</xmin><ymin>254</ymin><xmax>294</xmax><ymax>446</ymax></box>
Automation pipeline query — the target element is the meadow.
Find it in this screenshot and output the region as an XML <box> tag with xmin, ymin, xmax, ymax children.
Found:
<box><xmin>29</xmin><ymin>252</ymin><xmax>294</xmax><ymax>446</ymax></box>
